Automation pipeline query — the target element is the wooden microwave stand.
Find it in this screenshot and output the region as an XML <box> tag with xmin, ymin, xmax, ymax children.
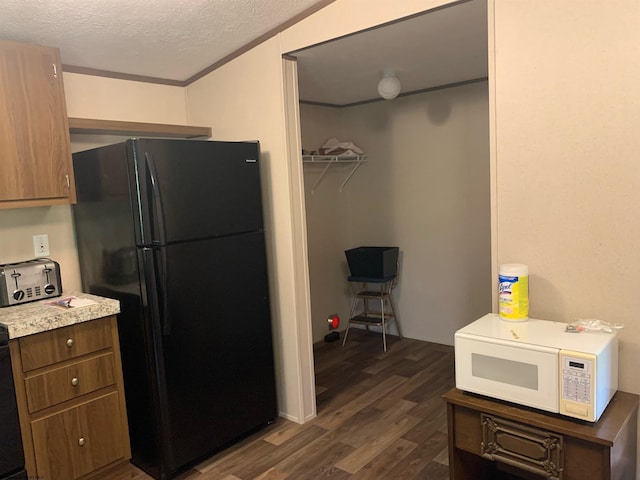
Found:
<box><xmin>443</xmin><ymin>387</ymin><xmax>638</xmax><ymax>480</ymax></box>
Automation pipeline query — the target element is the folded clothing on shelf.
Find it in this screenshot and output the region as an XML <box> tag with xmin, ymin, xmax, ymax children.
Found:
<box><xmin>318</xmin><ymin>137</ymin><xmax>364</xmax><ymax>156</ymax></box>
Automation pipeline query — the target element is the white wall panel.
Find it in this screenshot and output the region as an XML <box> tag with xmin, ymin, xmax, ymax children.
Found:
<box><xmin>302</xmin><ymin>83</ymin><xmax>492</xmax><ymax>346</ymax></box>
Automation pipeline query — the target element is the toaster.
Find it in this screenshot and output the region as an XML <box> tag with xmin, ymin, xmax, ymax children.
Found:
<box><xmin>0</xmin><ymin>258</ymin><xmax>62</xmax><ymax>307</ymax></box>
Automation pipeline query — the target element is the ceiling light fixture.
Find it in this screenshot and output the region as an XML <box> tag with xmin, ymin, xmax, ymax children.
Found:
<box><xmin>377</xmin><ymin>69</ymin><xmax>401</xmax><ymax>100</ymax></box>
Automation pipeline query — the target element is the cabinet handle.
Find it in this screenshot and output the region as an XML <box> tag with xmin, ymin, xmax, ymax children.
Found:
<box><xmin>71</xmin><ymin>377</ymin><xmax>79</xmax><ymax>386</ymax></box>
<box><xmin>65</xmin><ymin>174</ymin><xmax>70</xmax><ymax>188</ymax></box>
<box><xmin>78</xmin><ymin>437</ymin><xmax>86</xmax><ymax>447</ymax></box>
<box><xmin>52</xmin><ymin>63</ymin><xmax>58</xmax><ymax>78</ymax></box>
<box><xmin>66</xmin><ymin>338</ymin><xmax>74</xmax><ymax>348</ymax></box>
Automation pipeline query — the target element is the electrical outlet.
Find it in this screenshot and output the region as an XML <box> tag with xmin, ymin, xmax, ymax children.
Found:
<box><xmin>33</xmin><ymin>234</ymin><xmax>50</xmax><ymax>257</ymax></box>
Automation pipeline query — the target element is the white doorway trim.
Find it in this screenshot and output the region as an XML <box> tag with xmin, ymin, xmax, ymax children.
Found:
<box><xmin>281</xmin><ymin>55</ymin><xmax>317</xmax><ymax>423</ymax></box>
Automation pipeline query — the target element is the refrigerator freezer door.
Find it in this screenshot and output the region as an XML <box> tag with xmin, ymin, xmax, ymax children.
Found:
<box><xmin>130</xmin><ymin>139</ymin><xmax>264</xmax><ymax>246</ymax></box>
<box><xmin>73</xmin><ymin>142</ymin><xmax>140</xmax><ymax>288</ymax></box>
<box><xmin>154</xmin><ymin>231</ymin><xmax>277</xmax><ymax>474</ymax></box>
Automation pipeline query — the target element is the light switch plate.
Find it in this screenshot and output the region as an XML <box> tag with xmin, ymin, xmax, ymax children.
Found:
<box><xmin>33</xmin><ymin>234</ymin><xmax>50</xmax><ymax>257</ymax></box>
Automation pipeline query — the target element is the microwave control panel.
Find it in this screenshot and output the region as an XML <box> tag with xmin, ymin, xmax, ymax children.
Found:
<box><xmin>559</xmin><ymin>350</ymin><xmax>596</xmax><ymax>420</ymax></box>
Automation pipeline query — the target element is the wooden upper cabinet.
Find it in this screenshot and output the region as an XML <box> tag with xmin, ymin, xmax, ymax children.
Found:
<box><xmin>0</xmin><ymin>39</ymin><xmax>75</xmax><ymax>208</ymax></box>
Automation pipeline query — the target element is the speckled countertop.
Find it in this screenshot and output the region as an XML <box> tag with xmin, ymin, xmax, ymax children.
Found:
<box><xmin>0</xmin><ymin>292</ymin><xmax>120</xmax><ymax>339</ymax></box>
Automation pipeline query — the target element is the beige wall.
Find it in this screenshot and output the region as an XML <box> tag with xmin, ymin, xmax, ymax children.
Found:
<box><xmin>9</xmin><ymin>0</ymin><xmax>636</xmax><ymax>445</ymax></box>
<box><xmin>281</xmin><ymin>0</ymin><xmax>454</xmax><ymax>54</ymax></box>
<box><xmin>63</xmin><ymin>73</ymin><xmax>188</xmax><ymax>123</ymax></box>
<box><xmin>490</xmin><ymin>0</ymin><xmax>640</xmax><ymax>471</ymax></box>
<box><xmin>345</xmin><ymin>82</ymin><xmax>491</xmax><ymax>345</ymax></box>
<box><xmin>300</xmin><ymin>104</ymin><xmax>350</xmax><ymax>343</ymax></box>
<box><xmin>491</xmin><ymin>0</ymin><xmax>640</xmax><ymax>394</ymax></box>
<box><xmin>184</xmin><ymin>0</ymin><xmax>461</xmax><ymax>421</ymax></box>
<box><xmin>65</xmin><ymin>72</ymin><xmax>191</xmax><ymax>153</ymax></box>
<box><xmin>300</xmin><ymin>104</ymin><xmax>345</xmax><ymax>153</ymax></box>
<box><xmin>0</xmin><ymin>73</ymin><xmax>189</xmax><ymax>291</ymax></box>
<box><xmin>0</xmin><ymin>206</ymin><xmax>81</xmax><ymax>290</ymax></box>
<box><xmin>1</xmin><ymin>0</ymin><xmax>452</xmax><ymax>426</ymax></box>
<box><xmin>302</xmin><ymin>82</ymin><xmax>491</xmax><ymax>344</ymax></box>
<box><xmin>186</xmin><ymin>39</ymin><xmax>317</xmax><ymax>422</ymax></box>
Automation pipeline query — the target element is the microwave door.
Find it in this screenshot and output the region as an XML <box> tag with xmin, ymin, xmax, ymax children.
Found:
<box><xmin>455</xmin><ymin>334</ymin><xmax>559</xmax><ymax>413</ymax></box>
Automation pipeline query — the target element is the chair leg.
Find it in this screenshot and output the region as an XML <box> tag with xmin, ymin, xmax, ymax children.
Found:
<box><xmin>363</xmin><ymin>296</ymin><xmax>370</xmax><ymax>332</ymax></box>
<box><xmin>342</xmin><ymin>321</ymin><xmax>351</xmax><ymax>346</ymax></box>
<box><xmin>349</xmin><ymin>295</ymin><xmax>358</xmax><ymax>318</ymax></box>
<box><xmin>382</xmin><ymin>319</ymin><xmax>387</xmax><ymax>352</ymax></box>
<box><xmin>344</xmin><ymin>282</ymin><xmax>359</xmax><ymax>347</ymax></box>
<box><xmin>380</xmin><ymin>296</ymin><xmax>387</xmax><ymax>352</ymax></box>
<box><xmin>388</xmin><ymin>294</ymin><xmax>402</xmax><ymax>339</ymax></box>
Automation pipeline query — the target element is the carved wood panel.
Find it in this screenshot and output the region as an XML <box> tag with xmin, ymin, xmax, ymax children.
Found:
<box><xmin>481</xmin><ymin>413</ymin><xmax>563</xmax><ymax>480</ymax></box>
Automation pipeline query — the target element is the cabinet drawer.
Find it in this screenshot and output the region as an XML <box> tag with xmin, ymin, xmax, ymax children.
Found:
<box><xmin>481</xmin><ymin>413</ymin><xmax>564</xmax><ymax>479</ymax></box>
<box><xmin>31</xmin><ymin>391</ymin><xmax>128</xmax><ymax>480</ymax></box>
<box><xmin>25</xmin><ymin>352</ymin><xmax>116</xmax><ymax>412</ymax></box>
<box><xmin>19</xmin><ymin>316</ymin><xmax>113</xmax><ymax>371</ymax></box>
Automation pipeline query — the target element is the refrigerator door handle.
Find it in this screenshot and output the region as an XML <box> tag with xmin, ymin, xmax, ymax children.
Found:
<box><xmin>156</xmin><ymin>247</ymin><xmax>172</xmax><ymax>336</ymax></box>
<box><xmin>145</xmin><ymin>152</ymin><xmax>167</xmax><ymax>245</ymax></box>
<box><xmin>142</xmin><ymin>246</ymin><xmax>172</xmax><ymax>336</ymax></box>
<box><xmin>141</xmin><ymin>248</ymin><xmax>163</xmax><ymax>330</ymax></box>
<box><xmin>144</xmin><ymin>153</ymin><xmax>171</xmax><ymax>335</ymax></box>
<box><xmin>140</xmin><ymin>247</ymin><xmax>176</xmax><ymax>467</ymax></box>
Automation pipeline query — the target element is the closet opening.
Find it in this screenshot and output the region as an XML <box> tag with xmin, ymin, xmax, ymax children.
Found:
<box><xmin>285</xmin><ymin>0</ymin><xmax>492</xmax><ymax>377</ymax></box>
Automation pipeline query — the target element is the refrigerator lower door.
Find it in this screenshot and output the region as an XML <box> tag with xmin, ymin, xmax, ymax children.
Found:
<box><xmin>87</xmin><ymin>281</ymin><xmax>168</xmax><ymax>480</ymax></box>
<box><xmin>156</xmin><ymin>231</ymin><xmax>277</xmax><ymax>475</ymax></box>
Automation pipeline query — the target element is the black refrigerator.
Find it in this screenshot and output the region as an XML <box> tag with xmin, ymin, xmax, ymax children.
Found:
<box><xmin>72</xmin><ymin>139</ymin><xmax>277</xmax><ymax>480</ymax></box>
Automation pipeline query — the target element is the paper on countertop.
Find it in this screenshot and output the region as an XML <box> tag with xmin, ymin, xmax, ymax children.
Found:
<box><xmin>47</xmin><ymin>296</ymin><xmax>97</xmax><ymax>309</ymax></box>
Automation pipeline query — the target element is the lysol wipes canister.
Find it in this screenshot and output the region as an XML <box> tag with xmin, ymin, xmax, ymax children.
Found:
<box><xmin>498</xmin><ymin>264</ymin><xmax>529</xmax><ymax>321</ymax></box>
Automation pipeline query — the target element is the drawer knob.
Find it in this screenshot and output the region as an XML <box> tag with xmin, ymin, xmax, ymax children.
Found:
<box><xmin>66</xmin><ymin>338</ymin><xmax>74</xmax><ymax>348</ymax></box>
<box><xmin>78</xmin><ymin>437</ymin><xmax>86</xmax><ymax>447</ymax></box>
<box><xmin>71</xmin><ymin>377</ymin><xmax>79</xmax><ymax>386</ymax></box>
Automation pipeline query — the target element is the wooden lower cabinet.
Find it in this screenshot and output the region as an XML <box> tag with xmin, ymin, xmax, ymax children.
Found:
<box><xmin>10</xmin><ymin>315</ymin><xmax>131</xmax><ymax>480</ymax></box>
<box><xmin>443</xmin><ymin>388</ymin><xmax>638</xmax><ymax>480</ymax></box>
<box><xmin>31</xmin><ymin>392</ymin><xmax>127</xmax><ymax>479</ymax></box>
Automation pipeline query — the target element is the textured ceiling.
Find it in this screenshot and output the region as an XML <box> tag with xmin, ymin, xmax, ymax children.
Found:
<box><xmin>0</xmin><ymin>0</ymin><xmax>325</xmax><ymax>81</ymax></box>
<box><xmin>0</xmin><ymin>0</ymin><xmax>487</xmax><ymax>105</ymax></box>
<box><xmin>291</xmin><ymin>0</ymin><xmax>488</xmax><ymax>105</ymax></box>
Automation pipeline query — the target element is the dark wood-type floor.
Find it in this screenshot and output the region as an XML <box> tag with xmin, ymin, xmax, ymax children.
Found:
<box><xmin>123</xmin><ymin>329</ymin><xmax>455</xmax><ymax>480</ymax></box>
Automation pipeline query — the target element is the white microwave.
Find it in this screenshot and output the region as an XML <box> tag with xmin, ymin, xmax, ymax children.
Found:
<box><xmin>454</xmin><ymin>313</ymin><xmax>618</xmax><ymax>422</ymax></box>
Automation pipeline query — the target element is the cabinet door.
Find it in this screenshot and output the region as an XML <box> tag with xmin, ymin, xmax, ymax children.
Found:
<box><xmin>31</xmin><ymin>392</ymin><xmax>128</xmax><ymax>480</ymax></box>
<box><xmin>0</xmin><ymin>39</ymin><xmax>74</xmax><ymax>204</ymax></box>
